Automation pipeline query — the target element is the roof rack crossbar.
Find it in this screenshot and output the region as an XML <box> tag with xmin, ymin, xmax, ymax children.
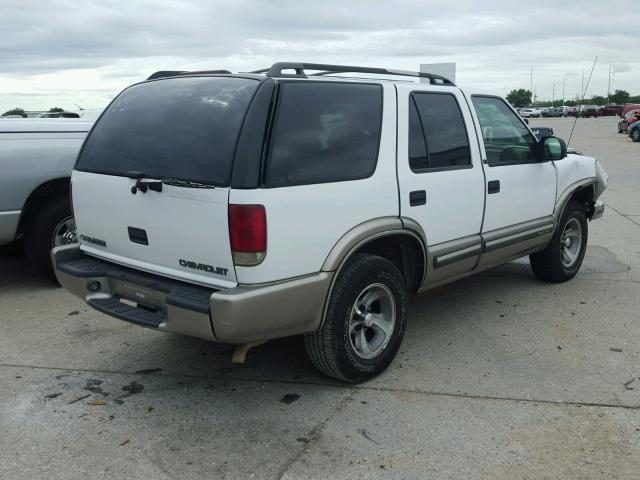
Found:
<box><xmin>264</xmin><ymin>62</ymin><xmax>455</xmax><ymax>86</ymax></box>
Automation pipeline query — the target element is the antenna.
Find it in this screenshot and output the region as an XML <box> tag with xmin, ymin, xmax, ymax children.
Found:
<box><xmin>74</xmin><ymin>103</ymin><xmax>85</xmax><ymax>117</ymax></box>
<box><xmin>568</xmin><ymin>56</ymin><xmax>598</xmax><ymax>147</ymax></box>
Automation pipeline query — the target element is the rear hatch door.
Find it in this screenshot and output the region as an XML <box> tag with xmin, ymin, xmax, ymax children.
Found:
<box><xmin>73</xmin><ymin>75</ymin><xmax>261</xmax><ymax>288</ymax></box>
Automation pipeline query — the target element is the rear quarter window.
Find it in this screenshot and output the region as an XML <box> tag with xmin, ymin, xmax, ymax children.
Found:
<box><xmin>265</xmin><ymin>82</ymin><xmax>382</xmax><ymax>187</ymax></box>
<box><xmin>408</xmin><ymin>92</ymin><xmax>471</xmax><ymax>171</ymax></box>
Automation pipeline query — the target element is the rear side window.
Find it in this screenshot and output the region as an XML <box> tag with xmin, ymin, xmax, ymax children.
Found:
<box><xmin>408</xmin><ymin>93</ymin><xmax>471</xmax><ymax>171</ymax></box>
<box><xmin>265</xmin><ymin>82</ymin><xmax>382</xmax><ymax>187</ymax></box>
<box><xmin>77</xmin><ymin>77</ymin><xmax>259</xmax><ymax>185</ymax></box>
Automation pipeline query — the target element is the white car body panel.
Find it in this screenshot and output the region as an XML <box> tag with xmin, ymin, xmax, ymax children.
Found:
<box><xmin>554</xmin><ymin>153</ymin><xmax>599</xmax><ymax>203</ymax></box>
<box><xmin>464</xmin><ymin>92</ymin><xmax>557</xmax><ymax>231</ymax></box>
<box><xmin>72</xmin><ymin>170</ymin><xmax>237</xmax><ymax>289</ymax></box>
<box><xmin>395</xmin><ymin>84</ymin><xmax>484</xmax><ymax>246</ymax></box>
<box><xmin>482</xmin><ymin>162</ymin><xmax>557</xmax><ymax>231</ymax></box>
<box><xmin>230</xmin><ymin>83</ymin><xmax>399</xmax><ymax>284</ymax></box>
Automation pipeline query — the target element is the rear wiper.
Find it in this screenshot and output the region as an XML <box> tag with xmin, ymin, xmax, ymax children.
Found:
<box><xmin>161</xmin><ymin>178</ymin><xmax>217</xmax><ymax>189</ymax></box>
<box><xmin>124</xmin><ymin>171</ymin><xmax>216</xmax><ymax>190</ymax></box>
<box><xmin>124</xmin><ymin>172</ymin><xmax>163</xmax><ymax>194</ymax></box>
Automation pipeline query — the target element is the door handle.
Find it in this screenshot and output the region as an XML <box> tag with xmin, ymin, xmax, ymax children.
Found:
<box><xmin>487</xmin><ymin>180</ymin><xmax>500</xmax><ymax>194</ymax></box>
<box><xmin>409</xmin><ymin>190</ymin><xmax>427</xmax><ymax>206</ymax></box>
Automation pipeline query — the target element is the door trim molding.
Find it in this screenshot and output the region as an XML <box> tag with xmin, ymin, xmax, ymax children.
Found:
<box><xmin>420</xmin><ymin>216</ymin><xmax>555</xmax><ymax>289</ymax></box>
<box><xmin>430</xmin><ymin>235</ymin><xmax>483</xmax><ymax>269</ymax></box>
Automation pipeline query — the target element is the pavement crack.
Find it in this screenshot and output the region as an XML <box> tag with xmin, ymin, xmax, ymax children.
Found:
<box><xmin>275</xmin><ymin>390</ymin><xmax>354</xmax><ymax>480</ymax></box>
<box><xmin>2</xmin><ymin>362</ymin><xmax>638</xmax><ymax>411</ymax></box>
<box><xmin>607</xmin><ymin>203</ymin><xmax>640</xmax><ymax>227</ymax></box>
<box><xmin>481</xmin><ymin>274</ymin><xmax>640</xmax><ymax>284</ymax></box>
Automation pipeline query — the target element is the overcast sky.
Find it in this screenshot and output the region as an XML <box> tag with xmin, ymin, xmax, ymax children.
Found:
<box><xmin>1</xmin><ymin>0</ymin><xmax>638</xmax><ymax>114</ymax></box>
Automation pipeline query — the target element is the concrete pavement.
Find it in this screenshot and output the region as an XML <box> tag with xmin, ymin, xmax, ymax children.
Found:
<box><xmin>1</xmin><ymin>116</ymin><xmax>639</xmax><ymax>479</ymax></box>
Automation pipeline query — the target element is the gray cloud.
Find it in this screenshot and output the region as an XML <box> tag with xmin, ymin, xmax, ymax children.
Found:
<box><xmin>0</xmin><ymin>0</ymin><xmax>638</xmax><ymax>111</ymax></box>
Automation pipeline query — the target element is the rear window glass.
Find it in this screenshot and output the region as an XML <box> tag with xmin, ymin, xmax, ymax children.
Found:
<box><xmin>265</xmin><ymin>82</ymin><xmax>382</xmax><ymax>187</ymax></box>
<box><xmin>77</xmin><ymin>77</ymin><xmax>259</xmax><ymax>185</ymax></box>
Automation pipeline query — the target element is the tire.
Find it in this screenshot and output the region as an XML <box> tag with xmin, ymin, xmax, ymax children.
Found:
<box><xmin>529</xmin><ymin>200</ymin><xmax>588</xmax><ymax>282</ymax></box>
<box><xmin>304</xmin><ymin>253</ymin><xmax>408</xmax><ymax>383</ymax></box>
<box><xmin>632</xmin><ymin>129</ymin><xmax>640</xmax><ymax>142</ymax></box>
<box><xmin>24</xmin><ymin>196</ymin><xmax>75</xmax><ymax>281</ymax></box>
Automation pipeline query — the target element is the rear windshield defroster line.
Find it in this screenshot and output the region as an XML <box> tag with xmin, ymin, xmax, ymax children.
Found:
<box><xmin>76</xmin><ymin>76</ymin><xmax>260</xmax><ymax>186</ymax></box>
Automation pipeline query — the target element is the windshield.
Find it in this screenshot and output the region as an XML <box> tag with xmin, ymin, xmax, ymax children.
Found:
<box><xmin>77</xmin><ymin>76</ymin><xmax>259</xmax><ymax>185</ymax></box>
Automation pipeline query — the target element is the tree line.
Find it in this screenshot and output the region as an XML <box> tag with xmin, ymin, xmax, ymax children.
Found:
<box><xmin>506</xmin><ymin>89</ymin><xmax>639</xmax><ymax>108</ymax></box>
<box><xmin>1</xmin><ymin>107</ymin><xmax>64</xmax><ymax>117</ymax></box>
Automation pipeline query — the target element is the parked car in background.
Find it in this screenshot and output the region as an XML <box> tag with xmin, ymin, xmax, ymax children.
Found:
<box><xmin>618</xmin><ymin>110</ymin><xmax>640</xmax><ymax>133</ymax></box>
<box><xmin>530</xmin><ymin>126</ymin><xmax>554</xmax><ymax>138</ymax></box>
<box><xmin>565</xmin><ymin>106</ymin><xmax>578</xmax><ymax>117</ymax></box>
<box><xmin>519</xmin><ymin>107</ymin><xmax>541</xmax><ymax>118</ymax></box>
<box><xmin>621</xmin><ymin>104</ymin><xmax>640</xmax><ymax>118</ymax></box>
<box><xmin>598</xmin><ymin>105</ymin><xmax>624</xmax><ymax>117</ymax></box>
<box><xmin>629</xmin><ymin>120</ymin><xmax>640</xmax><ymax>142</ymax></box>
<box><xmin>580</xmin><ymin>105</ymin><xmax>599</xmax><ymax>118</ymax></box>
<box><xmin>39</xmin><ymin>111</ymin><xmax>81</xmax><ymax>118</ymax></box>
<box><xmin>0</xmin><ymin>118</ymin><xmax>93</xmax><ymax>278</ymax></box>
<box><xmin>541</xmin><ymin>107</ymin><xmax>564</xmax><ymax>117</ymax></box>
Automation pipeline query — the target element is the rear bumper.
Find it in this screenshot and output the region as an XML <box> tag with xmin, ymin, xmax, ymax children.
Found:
<box><xmin>591</xmin><ymin>200</ymin><xmax>605</xmax><ymax>220</ymax></box>
<box><xmin>53</xmin><ymin>245</ymin><xmax>333</xmax><ymax>344</ymax></box>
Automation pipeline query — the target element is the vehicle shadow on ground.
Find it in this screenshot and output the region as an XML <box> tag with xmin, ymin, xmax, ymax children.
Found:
<box><xmin>0</xmin><ymin>244</ymin><xmax>618</xmax><ymax>387</ymax></box>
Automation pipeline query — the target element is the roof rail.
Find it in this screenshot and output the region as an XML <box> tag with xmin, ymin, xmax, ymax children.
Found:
<box><xmin>147</xmin><ymin>69</ymin><xmax>232</xmax><ymax>80</ymax></box>
<box><xmin>147</xmin><ymin>71</ymin><xmax>186</xmax><ymax>80</ymax></box>
<box><xmin>258</xmin><ymin>62</ymin><xmax>455</xmax><ymax>86</ymax></box>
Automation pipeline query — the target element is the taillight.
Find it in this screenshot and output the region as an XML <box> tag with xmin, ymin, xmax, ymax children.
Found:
<box><xmin>228</xmin><ymin>204</ymin><xmax>266</xmax><ymax>266</ymax></box>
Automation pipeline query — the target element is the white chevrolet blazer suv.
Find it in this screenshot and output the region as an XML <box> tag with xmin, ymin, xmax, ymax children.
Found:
<box><xmin>53</xmin><ymin>62</ymin><xmax>608</xmax><ymax>383</ymax></box>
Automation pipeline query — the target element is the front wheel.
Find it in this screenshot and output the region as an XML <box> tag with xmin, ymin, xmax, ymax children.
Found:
<box><xmin>632</xmin><ymin>129</ymin><xmax>640</xmax><ymax>142</ymax></box>
<box><xmin>530</xmin><ymin>200</ymin><xmax>588</xmax><ymax>282</ymax></box>
<box><xmin>304</xmin><ymin>253</ymin><xmax>407</xmax><ymax>383</ymax></box>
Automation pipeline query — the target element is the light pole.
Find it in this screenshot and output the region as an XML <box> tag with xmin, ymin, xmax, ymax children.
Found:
<box><xmin>607</xmin><ymin>62</ymin><xmax>612</xmax><ymax>104</ymax></box>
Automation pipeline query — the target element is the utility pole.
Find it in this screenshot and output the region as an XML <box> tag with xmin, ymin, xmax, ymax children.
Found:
<box><xmin>529</xmin><ymin>68</ymin><xmax>534</xmax><ymax>106</ymax></box>
<box><xmin>607</xmin><ymin>62</ymin><xmax>612</xmax><ymax>104</ymax></box>
<box><xmin>581</xmin><ymin>70</ymin><xmax>585</xmax><ymax>101</ymax></box>
<box><xmin>562</xmin><ymin>76</ymin><xmax>566</xmax><ymax>105</ymax></box>
<box><xmin>552</xmin><ymin>82</ymin><xmax>555</xmax><ymax>107</ymax></box>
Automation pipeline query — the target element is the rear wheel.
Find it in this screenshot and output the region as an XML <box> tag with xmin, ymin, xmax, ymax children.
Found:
<box><xmin>24</xmin><ymin>197</ymin><xmax>76</xmax><ymax>281</ymax></box>
<box><xmin>304</xmin><ymin>253</ymin><xmax>407</xmax><ymax>383</ymax></box>
<box><xmin>632</xmin><ymin>129</ymin><xmax>640</xmax><ymax>142</ymax></box>
<box><xmin>530</xmin><ymin>200</ymin><xmax>588</xmax><ymax>282</ymax></box>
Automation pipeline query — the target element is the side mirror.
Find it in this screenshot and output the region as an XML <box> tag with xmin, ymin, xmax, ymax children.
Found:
<box><xmin>523</xmin><ymin>118</ymin><xmax>529</xmax><ymax>125</ymax></box>
<box><xmin>542</xmin><ymin>136</ymin><xmax>567</xmax><ymax>161</ymax></box>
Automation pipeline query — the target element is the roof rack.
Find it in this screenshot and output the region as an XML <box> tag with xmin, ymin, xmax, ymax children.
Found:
<box><xmin>147</xmin><ymin>70</ymin><xmax>232</xmax><ymax>80</ymax></box>
<box><xmin>252</xmin><ymin>62</ymin><xmax>455</xmax><ymax>86</ymax></box>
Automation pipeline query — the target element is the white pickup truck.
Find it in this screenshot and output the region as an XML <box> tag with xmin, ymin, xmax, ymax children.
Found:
<box><xmin>1</xmin><ymin>119</ymin><xmax>92</xmax><ymax>278</ymax></box>
<box><xmin>53</xmin><ymin>63</ymin><xmax>608</xmax><ymax>382</ymax></box>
